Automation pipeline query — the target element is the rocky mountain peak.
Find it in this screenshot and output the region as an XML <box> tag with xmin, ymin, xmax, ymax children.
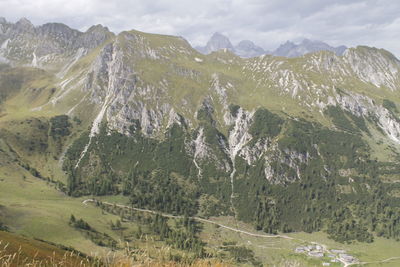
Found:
<box><xmin>15</xmin><ymin>17</ymin><xmax>34</xmax><ymax>30</ymax></box>
<box><xmin>205</xmin><ymin>32</ymin><xmax>234</xmax><ymax>53</ymax></box>
<box><xmin>79</xmin><ymin>24</ymin><xmax>114</xmax><ymax>50</ymax></box>
<box><xmin>236</xmin><ymin>40</ymin><xmax>266</xmax><ymax>52</ymax></box>
<box><xmin>236</xmin><ymin>40</ymin><xmax>257</xmax><ymax>50</ymax></box>
<box><xmin>283</xmin><ymin>40</ymin><xmax>296</xmax><ymax>46</ymax></box>
<box><xmin>38</xmin><ymin>22</ymin><xmax>77</xmax><ymax>37</ymax></box>
<box><xmin>273</xmin><ymin>41</ymin><xmax>296</xmax><ymax>57</ymax></box>
<box><xmin>86</xmin><ymin>24</ymin><xmax>110</xmax><ymax>33</ymax></box>
<box><xmin>0</xmin><ymin>17</ymin><xmax>6</xmax><ymax>24</ymax></box>
<box><xmin>235</xmin><ymin>40</ymin><xmax>267</xmax><ymax>58</ymax></box>
<box><xmin>273</xmin><ymin>39</ymin><xmax>347</xmax><ymax>57</ymax></box>
<box><xmin>301</xmin><ymin>38</ymin><xmax>318</xmax><ymax>45</ymax></box>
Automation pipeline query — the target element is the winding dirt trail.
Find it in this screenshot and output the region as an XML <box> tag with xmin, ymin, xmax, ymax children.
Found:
<box><xmin>83</xmin><ymin>199</ymin><xmax>294</xmax><ymax>240</ymax></box>
<box><xmin>83</xmin><ymin>199</ymin><xmax>400</xmax><ymax>266</ymax></box>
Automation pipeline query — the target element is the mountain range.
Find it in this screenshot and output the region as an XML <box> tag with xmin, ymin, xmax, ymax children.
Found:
<box><xmin>195</xmin><ymin>32</ymin><xmax>267</xmax><ymax>58</ymax></box>
<box><xmin>195</xmin><ymin>32</ymin><xmax>347</xmax><ymax>58</ymax></box>
<box><xmin>1</xmin><ymin>17</ymin><xmax>400</xmax><ymax>266</ymax></box>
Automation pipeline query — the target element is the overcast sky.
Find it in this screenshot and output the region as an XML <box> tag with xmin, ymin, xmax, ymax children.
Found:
<box><xmin>1</xmin><ymin>0</ymin><xmax>399</xmax><ymax>56</ymax></box>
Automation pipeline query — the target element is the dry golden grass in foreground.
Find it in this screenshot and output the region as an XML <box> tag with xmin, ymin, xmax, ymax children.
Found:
<box><xmin>0</xmin><ymin>230</ymin><xmax>91</xmax><ymax>266</ymax></box>
<box><xmin>0</xmin><ymin>231</ymin><xmax>231</xmax><ymax>267</ymax></box>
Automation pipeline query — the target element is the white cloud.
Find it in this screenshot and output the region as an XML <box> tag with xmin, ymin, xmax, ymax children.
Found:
<box><xmin>0</xmin><ymin>0</ymin><xmax>399</xmax><ymax>56</ymax></box>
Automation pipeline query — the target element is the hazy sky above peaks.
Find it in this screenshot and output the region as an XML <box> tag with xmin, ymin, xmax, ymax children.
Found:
<box><xmin>1</xmin><ymin>0</ymin><xmax>400</xmax><ymax>56</ymax></box>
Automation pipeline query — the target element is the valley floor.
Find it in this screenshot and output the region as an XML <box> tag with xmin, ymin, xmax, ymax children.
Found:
<box><xmin>1</xmin><ymin>165</ymin><xmax>400</xmax><ymax>266</ymax></box>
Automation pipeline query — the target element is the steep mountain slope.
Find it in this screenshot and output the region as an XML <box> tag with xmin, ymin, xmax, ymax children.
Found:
<box><xmin>1</xmin><ymin>18</ymin><xmax>400</xmax><ymax>254</ymax></box>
